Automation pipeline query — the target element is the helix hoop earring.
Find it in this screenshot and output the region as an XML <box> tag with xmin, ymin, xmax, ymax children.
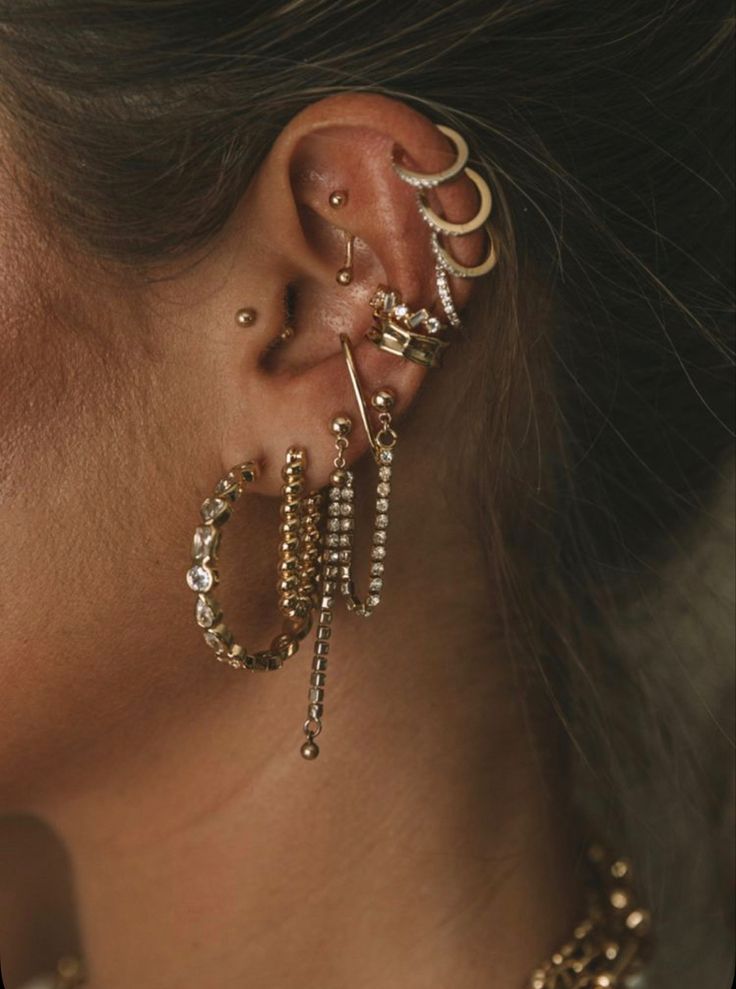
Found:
<box><xmin>186</xmin><ymin>454</ymin><xmax>318</xmax><ymax>670</ymax></box>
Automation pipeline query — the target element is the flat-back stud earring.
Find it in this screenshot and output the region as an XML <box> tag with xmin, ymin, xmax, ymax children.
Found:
<box><xmin>235</xmin><ymin>307</ymin><xmax>257</xmax><ymax>327</ymax></box>
<box><xmin>336</xmin><ymin>234</ymin><xmax>355</xmax><ymax>286</ymax></box>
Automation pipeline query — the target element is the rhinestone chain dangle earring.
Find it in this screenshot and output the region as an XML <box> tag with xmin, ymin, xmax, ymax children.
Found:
<box><xmin>299</xmin><ymin>416</ymin><xmax>353</xmax><ymax>761</ymax></box>
<box><xmin>336</xmin><ymin>334</ymin><xmax>397</xmax><ymax>617</ymax></box>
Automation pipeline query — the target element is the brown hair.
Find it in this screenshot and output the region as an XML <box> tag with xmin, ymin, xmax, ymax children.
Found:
<box><xmin>1</xmin><ymin>1</ymin><xmax>733</xmax><ymax>980</ymax></box>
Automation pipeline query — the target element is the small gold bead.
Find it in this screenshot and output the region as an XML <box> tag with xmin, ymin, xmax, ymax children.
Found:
<box><xmin>336</xmin><ymin>267</ymin><xmax>353</xmax><ymax>285</ymax></box>
<box><xmin>329</xmin><ymin>190</ymin><xmax>348</xmax><ymax>209</ymax></box>
<box><xmin>331</xmin><ymin>416</ymin><xmax>352</xmax><ymax>436</ymax></box>
<box><xmin>371</xmin><ymin>388</ymin><xmax>396</xmax><ymax>411</ymax></box>
<box><xmin>609</xmin><ymin>888</ymin><xmax>630</xmax><ymax>911</ymax></box>
<box><xmin>330</xmin><ymin>469</ymin><xmax>347</xmax><ymax>485</ymax></box>
<box><xmin>300</xmin><ymin>739</ymin><xmax>320</xmax><ymax>760</ymax></box>
<box><xmin>235</xmin><ymin>307</ymin><xmax>257</xmax><ymax>327</ymax></box>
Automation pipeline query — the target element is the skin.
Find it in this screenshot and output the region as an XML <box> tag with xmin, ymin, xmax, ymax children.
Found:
<box><xmin>0</xmin><ymin>94</ymin><xmax>581</xmax><ymax>988</ymax></box>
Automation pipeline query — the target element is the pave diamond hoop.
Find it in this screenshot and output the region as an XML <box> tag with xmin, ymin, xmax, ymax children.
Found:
<box><xmin>186</xmin><ymin>458</ymin><xmax>318</xmax><ymax>671</ymax></box>
<box><xmin>392</xmin><ymin>125</ymin><xmax>469</xmax><ymax>189</ymax></box>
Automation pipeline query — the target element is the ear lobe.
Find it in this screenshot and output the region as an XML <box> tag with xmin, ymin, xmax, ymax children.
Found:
<box><xmin>219</xmin><ymin>93</ymin><xmax>485</xmax><ymax>493</ymax></box>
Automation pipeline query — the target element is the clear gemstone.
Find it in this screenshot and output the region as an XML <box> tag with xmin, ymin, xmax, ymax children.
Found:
<box><xmin>373</xmin><ymin>530</ymin><xmax>387</xmax><ymax>545</ymax></box>
<box><xmin>328</xmin><ymin>502</ymin><xmax>341</xmax><ymax>516</ymax></box>
<box><xmin>371</xmin><ymin>561</ymin><xmax>385</xmax><ymax>575</ymax></box>
<box><xmin>340</xmin><ymin>502</ymin><xmax>353</xmax><ymax>516</ymax></box>
<box><xmin>371</xmin><ymin>546</ymin><xmax>386</xmax><ymax>560</ymax></box>
<box><xmin>330</xmin><ymin>487</ymin><xmax>341</xmax><ymax>501</ymax></box>
<box><xmin>377</xmin><ymin>482</ymin><xmax>391</xmax><ymax>497</ymax></box>
<box><xmin>367</xmin><ymin>595</ymin><xmax>380</xmax><ymax>608</ymax></box>
<box><xmin>376</xmin><ymin>514</ymin><xmax>389</xmax><ymax>529</ymax></box>
<box><xmin>203</xmin><ymin>629</ymin><xmax>224</xmax><ymax>651</ymax></box>
<box><xmin>376</xmin><ymin>498</ymin><xmax>389</xmax><ymax>513</ymax></box>
<box><xmin>196</xmin><ymin>597</ymin><xmax>216</xmax><ymax>628</ymax></box>
<box><xmin>339</xmin><ymin>534</ymin><xmax>351</xmax><ymax>547</ymax></box>
<box><xmin>200</xmin><ymin>498</ymin><xmax>228</xmax><ymax>523</ymax></box>
<box><xmin>341</xmin><ymin>487</ymin><xmax>354</xmax><ymax>501</ymax></box>
<box><xmin>329</xmin><ymin>550</ymin><xmax>340</xmax><ymax>562</ymax></box>
<box><xmin>426</xmin><ymin>317</ymin><xmax>442</xmax><ymax>335</ymax></box>
<box><xmin>340</xmin><ymin>518</ymin><xmax>354</xmax><ymax>531</ymax></box>
<box><xmin>326</xmin><ymin>534</ymin><xmax>340</xmax><ymax>547</ymax></box>
<box><xmin>379</xmin><ymin>466</ymin><xmax>392</xmax><ymax>481</ymax></box>
<box><xmin>394</xmin><ymin>304</ymin><xmax>409</xmax><ymax>318</ymax></box>
<box><xmin>192</xmin><ymin>525</ymin><xmax>217</xmax><ymax>560</ymax></box>
<box><xmin>215</xmin><ymin>472</ymin><xmax>239</xmax><ymax>497</ymax></box>
<box><xmin>187</xmin><ymin>565</ymin><xmax>213</xmax><ymax>593</ymax></box>
<box><xmin>379</xmin><ymin>449</ymin><xmax>393</xmax><ymax>465</ymax></box>
<box><xmin>369</xmin><ymin>578</ymin><xmax>383</xmax><ymax>593</ymax></box>
<box><xmin>328</xmin><ymin>518</ymin><xmax>340</xmax><ymax>532</ymax></box>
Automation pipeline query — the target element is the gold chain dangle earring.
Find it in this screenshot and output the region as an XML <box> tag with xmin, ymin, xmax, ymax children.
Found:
<box><xmin>299</xmin><ymin>415</ymin><xmax>354</xmax><ymax>760</ymax></box>
<box><xmin>336</xmin><ymin>334</ymin><xmax>397</xmax><ymax>616</ymax></box>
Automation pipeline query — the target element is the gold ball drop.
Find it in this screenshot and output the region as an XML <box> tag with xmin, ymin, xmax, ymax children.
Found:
<box><xmin>336</xmin><ymin>267</ymin><xmax>353</xmax><ymax>286</ymax></box>
<box><xmin>235</xmin><ymin>307</ymin><xmax>257</xmax><ymax>327</ymax></box>
<box><xmin>329</xmin><ymin>190</ymin><xmax>348</xmax><ymax>209</ymax></box>
<box><xmin>300</xmin><ymin>739</ymin><xmax>320</xmax><ymax>760</ymax></box>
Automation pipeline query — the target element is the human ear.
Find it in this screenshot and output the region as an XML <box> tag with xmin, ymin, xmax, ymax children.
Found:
<box><xmin>206</xmin><ymin>92</ymin><xmax>487</xmax><ymax>491</ymax></box>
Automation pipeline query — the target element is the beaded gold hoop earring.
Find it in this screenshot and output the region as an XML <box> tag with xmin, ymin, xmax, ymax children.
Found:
<box><xmin>186</xmin><ymin>454</ymin><xmax>319</xmax><ymax>671</ymax></box>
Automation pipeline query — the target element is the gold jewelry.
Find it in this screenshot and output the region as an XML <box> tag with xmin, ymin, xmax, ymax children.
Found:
<box><xmin>235</xmin><ymin>306</ymin><xmax>257</xmax><ymax>327</ymax></box>
<box><xmin>335</xmin><ymin>335</ymin><xmax>396</xmax><ymax>616</ymax></box>
<box><xmin>336</xmin><ymin>233</ymin><xmax>354</xmax><ymax>286</ymax></box>
<box><xmin>299</xmin><ymin>415</ymin><xmax>353</xmax><ymax>760</ymax></box>
<box><xmin>392</xmin><ymin>122</ymin><xmax>499</xmax><ymax>328</ymax></box>
<box><xmin>432</xmin><ymin>225</ymin><xmax>498</xmax><ymax>279</ymax></box>
<box><xmin>530</xmin><ymin>843</ymin><xmax>652</xmax><ymax>988</ymax></box>
<box><xmin>417</xmin><ymin>167</ymin><xmax>492</xmax><ymax>236</ymax></box>
<box><xmin>186</xmin><ymin>457</ymin><xmax>318</xmax><ymax>670</ymax></box>
<box><xmin>392</xmin><ymin>124</ymin><xmax>469</xmax><ymax>189</ymax></box>
<box><xmin>277</xmin><ymin>448</ymin><xmax>322</xmax><ymax>621</ymax></box>
<box><xmin>328</xmin><ymin>189</ymin><xmax>348</xmax><ymax>209</ymax></box>
<box><xmin>365</xmin><ymin>284</ymin><xmax>450</xmax><ymax>368</ymax></box>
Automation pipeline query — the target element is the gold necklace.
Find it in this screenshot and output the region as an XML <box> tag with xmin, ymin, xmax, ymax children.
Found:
<box><xmin>52</xmin><ymin>845</ymin><xmax>651</xmax><ymax>989</ymax></box>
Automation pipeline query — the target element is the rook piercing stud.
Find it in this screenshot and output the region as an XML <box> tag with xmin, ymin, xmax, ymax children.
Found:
<box><xmin>329</xmin><ymin>189</ymin><xmax>348</xmax><ymax>209</ymax></box>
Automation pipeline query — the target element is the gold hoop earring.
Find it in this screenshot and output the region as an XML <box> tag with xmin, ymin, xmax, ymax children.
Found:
<box><xmin>186</xmin><ymin>455</ymin><xmax>317</xmax><ymax>671</ymax></box>
<box><xmin>392</xmin><ymin>125</ymin><xmax>469</xmax><ymax>189</ymax></box>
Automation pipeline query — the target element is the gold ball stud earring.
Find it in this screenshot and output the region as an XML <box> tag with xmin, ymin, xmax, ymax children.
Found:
<box><xmin>329</xmin><ymin>189</ymin><xmax>348</xmax><ymax>209</ymax></box>
<box><xmin>235</xmin><ymin>307</ymin><xmax>257</xmax><ymax>327</ymax></box>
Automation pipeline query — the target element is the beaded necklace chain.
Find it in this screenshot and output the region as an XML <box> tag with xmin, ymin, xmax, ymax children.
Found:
<box><xmin>36</xmin><ymin>845</ymin><xmax>650</xmax><ymax>989</ymax></box>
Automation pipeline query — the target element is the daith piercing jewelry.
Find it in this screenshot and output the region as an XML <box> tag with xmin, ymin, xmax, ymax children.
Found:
<box><xmin>366</xmin><ymin>284</ymin><xmax>450</xmax><ymax>368</ymax></box>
